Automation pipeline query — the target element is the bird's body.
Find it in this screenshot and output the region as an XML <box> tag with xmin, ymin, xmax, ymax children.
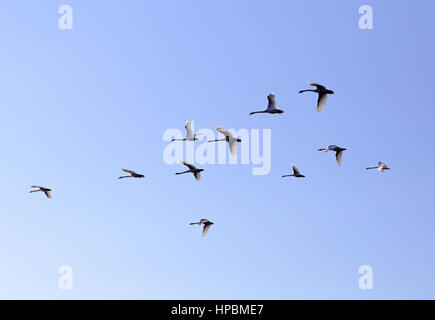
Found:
<box><xmin>249</xmin><ymin>93</ymin><xmax>284</xmax><ymax>115</ymax></box>
<box><xmin>366</xmin><ymin>162</ymin><xmax>390</xmax><ymax>173</ymax></box>
<box><xmin>299</xmin><ymin>82</ymin><xmax>334</xmax><ymax>113</ymax></box>
<box><xmin>175</xmin><ymin>161</ymin><xmax>204</xmax><ymax>181</ymax></box>
<box><xmin>190</xmin><ymin>219</ymin><xmax>214</xmax><ymax>237</ymax></box>
<box><xmin>29</xmin><ymin>185</ymin><xmax>52</xmax><ymax>198</ymax></box>
<box><xmin>318</xmin><ymin>145</ymin><xmax>347</xmax><ymax>167</ymax></box>
<box><xmin>118</xmin><ymin>168</ymin><xmax>145</xmax><ymax>179</ymax></box>
<box><xmin>172</xmin><ymin>120</ymin><xmax>202</xmax><ymax>142</ymax></box>
<box><xmin>208</xmin><ymin>126</ymin><xmax>241</xmax><ymax>156</ymax></box>
<box><xmin>282</xmin><ymin>164</ymin><xmax>305</xmax><ymax>178</ymax></box>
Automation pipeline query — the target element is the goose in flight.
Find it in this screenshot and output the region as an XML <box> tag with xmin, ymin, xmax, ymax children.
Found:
<box><xmin>190</xmin><ymin>219</ymin><xmax>214</xmax><ymax>237</ymax></box>
<box><xmin>318</xmin><ymin>145</ymin><xmax>347</xmax><ymax>167</ymax></box>
<box><xmin>29</xmin><ymin>185</ymin><xmax>52</xmax><ymax>198</ymax></box>
<box><xmin>172</xmin><ymin>120</ymin><xmax>202</xmax><ymax>142</ymax></box>
<box><xmin>249</xmin><ymin>93</ymin><xmax>284</xmax><ymax>115</ymax></box>
<box><xmin>299</xmin><ymin>82</ymin><xmax>334</xmax><ymax>113</ymax></box>
<box><xmin>118</xmin><ymin>168</ymin><xmax>145</xmax><ymax>179</ymax></box>
<box><xmin>175</xmin><ymin>161</ymin><xmax>204</xmax><ymax>181</ymax></box>
<box><xmin>366</xmin><ymin>162</ymin><xmax>390</xmax><ymax>173</ymax></box>
<box><xmin>208</xmin><ymin>126</ymin><xmax>241</xmax><ymax>156</ymax></box>
<box><xmin>282</xmin><ymin>164</ymin><xmax>305</xmax><ymax>178</ymax></box>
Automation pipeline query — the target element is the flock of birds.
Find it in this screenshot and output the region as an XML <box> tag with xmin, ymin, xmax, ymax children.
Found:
<box><xmin>29</xmin><ymin>82</ymin><xmax>390</xmax><ymax>238</ymax></box>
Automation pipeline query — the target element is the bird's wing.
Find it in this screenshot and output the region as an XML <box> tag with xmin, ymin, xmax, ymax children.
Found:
<box><xmin>336</xmin><ymin>151</ymin><xmax>343</xmax><ymax>167</ymax></box>
<box><xmin>199</xmin><ymin>219</ymin><xmax>209</xmax><ymax>224</ymax></box>
<box><xmin>185</xmin><ymin>120</ymin><xmax>194</xmax><ymax>138</ymax></box>
<box><xmin>267</xmin><ymin>93</ymin><xmax>276</xmax><ymax>109</ymax></box>
<box><xmin>309</xmin><ymin>82</ymin><xmax>327</xmax><ymax>90</ymax></box>
<box><xmin>229</xmin><ymin>139</ymin><xmax>237</xmax><ymax>156</ymax></box>
<box><xmin>194</xmin><ymin>171</ymin><xmax>201</xmax><ymax>181</ymax></box>
<box><xmin>215</xmin><ymin>126</ymin><xmax>233</xmax><ymax>138</ymax></box>
<box><xmin>180</xmin><ymin>161</ymin><xmax>196</xmax><ymax>170</ymax></box>
<box><xmin>202</xmin><ymin>223</ymin><xmax>211</xmax><ymax>237</ymax></box>
<box><xmin>317</xmin><ymin>93</ymin><xmax>328</xmax><ymax>113</ymax></box>
<box><xmin>44</xmin><ymin>190</ymin><xmax>52</xmax><ymax>198</ymax></box>
<box><xmin>292</xmin><ymin>164</ymin><xmax>300</xmax><ymax>176</ymax></box>
<box><xmin>121</xmin><ymin>168</ymin><xmax>136</xmax><ymax>175</ymax></box>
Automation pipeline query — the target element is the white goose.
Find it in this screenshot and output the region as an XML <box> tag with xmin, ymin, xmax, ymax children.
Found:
<box><xmin>366</xmin><ymin>162</ymin><xmax>390</xmax><ymax>173</ymax></box>
<box><xmin>282</xmin><ymin>164</ymin><xmax>306</xmax><ymax>178</ymax></box>
<box><xmin>249</xmin><ymin>93</ymin><xmax>284</xmax><ymax>115</ymax></box>
<box><xmin>318</xmin><ymin>145</ymin><xmax>347</xmax><ymax>167</ymax></box>
<box><xmin>190</xmin><ymin>219</ymin><xmax>214</xmax><ymax>237</ymax></box>
<box><xmin>29</xmin><ymin>185</ymin><xmax>52</xmax><ymax>198</ymax></box>
<box><xmin>208</xmin><ymin>126</ymin><xmax>241</xmax><ymax>156</ymax></box>
<box><xmin>299</xmin><ymin>82</ymin><xmax>334</xmax><ymax>113</ymax></box>
<box><xmin>172</xmin><ymin>120</ymin><xmax>202</xmax><ymax>142</ymax></box>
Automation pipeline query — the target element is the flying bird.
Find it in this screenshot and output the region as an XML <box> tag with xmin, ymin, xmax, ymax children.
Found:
<box><xmin>366</xmin><ymin>162</ymin><xmax>390</xmax><ymax>173</ymax></box>
<box><xmin>299</xmin><ymin>82</ymin><xmax>334</xmax><ymax>113</ymax></box>
<box><xmin>208</xmin><ymin>126</ymin><xmax>241</xmax><ymax>156</ymax></box>
<box><xmin>190</xmin><ymin>219</ymin><xmax>214</xmax><ymax>237</ymax></box>
<box><xmin>249</xmin><ymin>93</ymin><xmax>284</xmax><ymax>115</ymax></box>
<box><xmin>282</xmin><ymin>164</ymin><xmax>305</xmax><ymax>178</ymax></box>
<box><xmin>172</xmin><ymin>120</ymin><xmax>202</xmax><ymax>142</ymax></box>
<box><xmin>29</xmin><ymin>185</ymin><xmax>52</xmax><ymax>198</ymax></box>
<box><xmin>118</xmin><ymin>168</ymin><xmax>145</xmax><ymax>179</ymax></box>
<box><xmin>175</xmin><ymin>161</ymin><xmax>204</xmax><ymax>181</ymax></box>
<box><xmin>318</xmin><ymin>145</ymin><xmax>347</xmax><ymax>167</ymax></box>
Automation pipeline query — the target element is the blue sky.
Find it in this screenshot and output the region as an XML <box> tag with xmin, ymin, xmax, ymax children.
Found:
<box><xmin>0</xmin><ymin>0</ymin><xmax>434</xmax><ymax>299</ymax></box>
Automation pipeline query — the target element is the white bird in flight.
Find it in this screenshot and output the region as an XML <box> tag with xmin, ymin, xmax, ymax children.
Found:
<box><xmin>118</xmin><ymin>168</ymin><xmax>145</xmax><ymax>179</ymax></box>
<box><xmin>249</xmin><ymin>93</ymin><xmax>284</xmax><ymax>115</ymax></box>
<box><xmin>318</xmin><ymin>145</ymin><xmax>347</xmax><ymax>167</ymax></box>
<box><xmin>366</xmin><ymin>162</ymin><xmax>390</xmax><ymax>173</ymax></box>
<box><xmin>175</xmin><ymin>161</ymin><xmax>204</xmax><ymax>181</ymax></box>
<box><xmin>172</xmin><ymin>120</ymin><xmax>202</xmax><ymax>142</ymax></box>
<box><xmin>299</xmin><ymin>82</ymin><xmax>334</xmax><ymax>113</ymax></box>
<box><xmin>282</xmin><ymin>164</ymin><xmax>306</xmax><ymax>178</ymax></box>
<box><xmin>208</xmin><ymin>126</ymin><xmax>241</xmax><ymax>156</ymax></box>
<box><xmin>29</xmin><ymin>185</ymin><xmax>52</xmax><ymax>198</ymax></box>
<box><xmin>190</xmin><ymin>219</ymin><xmax>214</xmax><ymax>237</ymax></box>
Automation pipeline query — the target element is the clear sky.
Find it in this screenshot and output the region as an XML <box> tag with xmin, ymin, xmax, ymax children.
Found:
<box><xmin>0</xmin><ymin>0</ymin><xmax>434</xmax><ymax>299</ymax></box>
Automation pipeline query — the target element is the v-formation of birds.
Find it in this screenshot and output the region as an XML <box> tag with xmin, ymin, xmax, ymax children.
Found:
<box><xmin>29</xmin><ymin>82</ymin><xmax>390</xmax><ymax>237</ymax></box>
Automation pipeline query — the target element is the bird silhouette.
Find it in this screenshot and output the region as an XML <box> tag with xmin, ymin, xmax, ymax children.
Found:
<box><xmin>175</xmin><ymin>161</ymin><xmax>204</xmax><ymax>181</ymax></box>
<box><xmin>318</xmin><ymin>145</ymin><xmax>347</xmax><ymax>167</ymax></box>
<box><xmin>366</xmin><ymin>162</ymin><xmax>390</xmax><ymax>173</ymax></box>
<box><xmin>282</xmin><ymin>164</ymin><xmax>306</xmax><ymax>178</ymax></box>
<box><xmin>299</xmin><ymin>82</ymin><xmax>334</xmax><ymax>113</ymax></box>
<box><xmin>190</xmin><ymin>219</ymin><xmax>214</xmax><ymax>237</ymax></box>
<box><xmin>249</xmin><ymin>93</ymin><xmax>284</xmax><ymax>115</ymax></box>
<box><xmin>29</xmin><ymin>185</ymin><xmax>52</xmax><ymax>198</ymax></box>
<box><xmin>208</xmin><ymin>126</ymin><xmax>242</xmax><ymax>156</ymax></box>
<box><xmin>118</xmin><ymin>168</ymin><xmax>145</xmax><ymax>179</ymax></box>
<box><xmin>172</xmin><ymin>120</ymin><xmax>202</xmax><ymax>142</ymax></box>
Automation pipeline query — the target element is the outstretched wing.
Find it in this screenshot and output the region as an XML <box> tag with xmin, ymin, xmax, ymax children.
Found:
<box><xmin>292</xmin><ymin>164</ymin><xmax>300</xmax><ymax>176</ymax></box>
<box><xmin>44</xmin><ymin>190</ymin><xmax>52</xmax><ymax>198</ymax></box>
<box><xmin>229</xmin><ymin>140</ymin><xmax>237</xmax><ymax>156</ymax></box>
<box><xmin>267</xmin><ymin>93</ymin><xmax>276</xmax><ymax>109</ymax></box>
<box><xmin>202</xmin><ymin>223</ymin><xmax>212</xmax><ymax>237</ymax></box>
<box><xmin>180</xmin><ymin>161</ymin><xmax>196</xmax><ymax>170</ymax></box>
<box><xmin>336</xmin><ymin>151</ymin><xmax>343</xmax><ymax>167</ymax></box>
<box><xmin>194</xmin><ymin>171</ymin><xmax>201</xmax><ymax>181</ymax></box>
<box><xmin>215</xmin><ymin>126</ymin><xmax>233</xmax><ymax>138</ymax></box>
<box><xmin>309</xmin><ymin>82</ymin><xmax>327</xmax><ymax>91</ymax></box>
<box><xmin>185</xmin><ymin>120</ymin><xmax>194</xmax><ymax>138</ymax></box>
<box><xmin>121</xmin><ymin>168</ymin><xmax>136</xmax><ymax>175</ymax></box>
<box><xmin>317</xmin><ymin>93</ymin><xmax>328</xmax><ymax>113</ymax></box>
